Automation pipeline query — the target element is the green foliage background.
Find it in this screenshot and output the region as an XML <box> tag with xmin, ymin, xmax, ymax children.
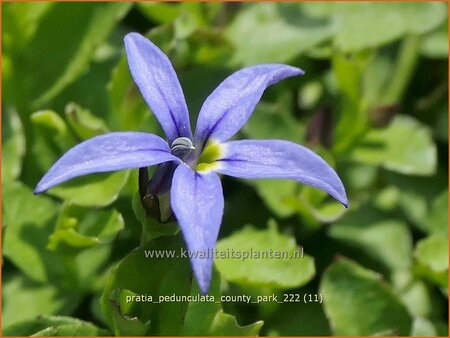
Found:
<box><xmin>2</xmin><ymin>2</ymin><xmax>448</xmax><ymax>336</ymax></box>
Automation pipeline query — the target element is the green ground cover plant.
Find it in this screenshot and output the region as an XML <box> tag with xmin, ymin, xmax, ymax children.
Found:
<box><xmin>2</xmin><ymin>2</ymin><xmax>448</xmax><ymax>336</ymax></box>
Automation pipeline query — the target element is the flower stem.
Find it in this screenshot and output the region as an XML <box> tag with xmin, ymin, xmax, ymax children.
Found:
<box><xmin>382</xmin><ymin>35</ymin><xmax>420</xmax><ymax>105</ymax></box>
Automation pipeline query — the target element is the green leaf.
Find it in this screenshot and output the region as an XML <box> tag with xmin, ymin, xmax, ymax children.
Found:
<box><xmin>381</xmin><ymin>35</ymin><xmax>421</xmax><ymax>105</ymax></box>
<box><xmin>2</xmin><ymin>109</ymin><xmax>26</xmax><ymax>185</ymax></box>
<box><xmin>32</xmin><ymin>323</ymin><xmax>109</xmax><ymax>336</ymax></box>
<box><xmin>433</xmin><ymin>106</ymin><xmax>449</xmax><ymax>142</ymax></box>
<box><xmin>329</xmin><ymin>215</ymin><xmax>413</xmax><ymax>271</ymax></box>
<box><xmin>52</xmin><ymin>54</ymin><xmax>119</xmax><ymax>123</ymax></box>
<box><xmin>421</xmin><ymin>22</ymin><xmax>449</xmax><ymax>59</ymax></box>
<box><xmin>331</xmin><ymin>51</ymin><xmax>370</xmax><ymax>153</ymax></box>
<box><xmin>220</xmin><ymin>187</ymin><xmax>272</xmax><ymax>230</ymax></box>
<box><xmin>249</xmin><ymin>179</ymin><xmax>298</xmax><ymax>218</ymax></box>
<box><xmin>385</xmin><ymin>172</ymin><xmax>447</xmax><ymax>232</ymax></box>
<box><xmin>174</xmin><ymin>3</ymin><xmax>206</xmax><ymax>40</ymax></box>
<box><xmin>341</xmin><ymin>162</ymin><xmax>378</xmax><ymax>192</ymax></box>
<box><xmin>2</xmin><ymin>276</ymin><xmax>80</xmax><ymax>329</ymax></box>
<box><xmin>106</xmin><ymin>289</ymin><xmax>152</xmax><ymax>336</ymax></box>
<box><xmin>73</xmin><ymin>245</ymin><xmax>113</xmax><ymax>292</ymax></box>
<box><xmin>3</xmin><ymin>182</ymin><xmax>113</xmax><ymax>291</ymax></box>
<box><xmin>132</xmin><ymin>192</ymin><xmax>179</xmax><ymax>241</ymax></box>
<box><xmin>298</xmin><ymin>80</ymin><xmax>324</xmax><ymax>109</ymax></box>
<box><xmin>137</xmin><ymin>2</ymin><xmax>181</xmax><ymax>23</ymax></box>
<box><xmin>426</xmin><ymin>190</ymin><xmax>448</xmax><ymax>235</ymax></box>
<box><xmin>31</xmin><ymin>110</ymin><xmax>76</xmax><ymax>172</ymax></box>
<box><xmin>48</xmin><ymin>171</ymin><xmax>130</xmax><ymax>207</ymax></box>
<box><xmin>5</xmin><ymin>3</ymin><xmax>130</xmax><ymax>114</ymax></box>
<box><xmin>47</xmin><ymin>204</ymin><xmax>124</xmax><ymax>254</ymax></box>
<box><xmin>3</xmin><ymin>315</ymin><xmax>108</xmax><ymax>337</ymax></box>
<box><xmin>374</xmin><ymin>186</ymin><xmax>401</xmax><ymax>212</ymax></box>
<box><xmin>295</xmin><ymin>182</ymin><xmax>348</xmax><ymax>225</ymax></box>
<box><xmin>215</xmin><ymin>223</ymin><xmax>315</xmax><ymax>289</ymax></box>
<box><xmin>65</xmin><ymin>102</ymin><xmax>109</xmax><ymax>140</ymax></box>
<box><xmin>411</xmin><ymin>317</ymin><xmax>437</xmax><ymax>336</ymax></box>
<box><xmin>179</xmin><ymin>66</ymin><xmax>231</xmax><ymax>122</ymax></box>
<box><xmin>28</xmin><ymin>3</ymin><xmax>131</xmax><ymax>107</ymax></box>
<box><xmin>362</xmin><ymin>53</ymin><xmax>394</xmax><ymax>109</ymax></box>
<box><xmin>2</xmin><ymin>2</ymin><xmax>54</xmax><ymax>51</ymax></box>
<box><xmin>332</xmin><ymin>51</ymin><xmax>367</xmax><ymax>106</ymax></box>
<box><xmin>30</xmin><ymin>109</ymin><xmax>129</xmax><ymax>206</ymax></box>
<box><xmin>188</xmin><ymin>309</ymin><xmax>262</xmax><ymax>336</ymax></box>
<box><xmin>393</xmin><ymin>274</ymin><xmax>441</xmax><ymax>319</ymax></box>
<box><xmin>415</xmin><ymin>235</ymin><xmax>448</xmax><ymax>273</ymax></box>
<box><xmin>3</xmin><ymin>181</ymin><xmax>60</xmax><ymax>283</ymax></box>
<box><xmin>31</xmin><ymin>110</ymin><xmax>72</xmax><ymax>139</ymax></box>
<box><xmin>309</xmin><ymin>2</ymin><xmax>448</xmax><ymax>52</ymax></box>
<box><xmin>261</xmin><ymin>149</ymin><xmax>345</xmax><ymax>227</ymax></box>
<box><xmin>227</xmin><ymin>3</ymin><xmax>332</xmax><ymax>65</ymax></box>
<box><xmin>242</xmin><ymin>101</ymin><xmax>304</xmax><ymax>143</ymax></box>
<box><xmin>320</xmin><ymin>258</ymin><xmax>412</xmax><ymax>335</ymax></box>
<box><xmin>2</xmin><ymin>54</ymin><xmax>14</xmax><ymax>106</ymax></box>
<box><xmin>264</xmin><ymin>301</ymin><xmax>330</xmax><ymax>336</ymax></box>
<box><xmin>107</xmin><ymin>56</ymin><xmax>160</xmax><ymax>133</ymax></box>
<box><xmin>350</xmin><ymin>115</ymin><xmax>437</xmax><ymax>176</ymax></box>
<box><xmin>309</xmin><ymin>200</ymin><xmax>348</xmax><ymax>223</ymax></box>
<box><xmin>181</xmin><ymin>270</ymin><xmax>264</xmax><ymax>336</ymax></box>
<box><xmin>100</xmin><ymin>236</ymin><xmax>192</xmax><ymax>336</ymax></box>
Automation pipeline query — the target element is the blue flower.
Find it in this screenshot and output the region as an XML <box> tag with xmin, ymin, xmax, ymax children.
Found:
<box><xmin>35</xmin><ymin>32</ymin><xmax>348</xmax><ymax>293</ymax></box>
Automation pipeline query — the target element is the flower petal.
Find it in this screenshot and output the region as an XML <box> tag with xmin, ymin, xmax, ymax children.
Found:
<box><xmin>194</xmin><ymin>64</ymin><xmax>303</xmax><ymax>147</ymax></box>
<box><xmin>35</xmin><ymin>132</ymin><xmax>179</xmax><ymax>193</ymax></box>
<box><xmin>124</xmin><ymin>32</ymin><xmax>192</xmax><ymax>142</ymax></box>
<box><xmin>214</xmin><ymin>139</ymin><xmax>348</xmax><ymax>207</ymax></box>
<box><xmin>170</xmin><ymin>164</ymin><xmax>224</xmax><ymax>293</ymax></box>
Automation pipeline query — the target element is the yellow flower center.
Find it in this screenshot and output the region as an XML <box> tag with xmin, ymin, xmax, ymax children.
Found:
<box><xmin>196</xmin><ymin>140</ymin><xmax>223</xmax><ymax>172</ymax></box>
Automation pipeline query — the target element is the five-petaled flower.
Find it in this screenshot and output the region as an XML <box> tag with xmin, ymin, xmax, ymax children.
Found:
<box><xmin>35</xmin><ymin>32</ymin><xmax>348</xmax><ymax>294</ymax></box>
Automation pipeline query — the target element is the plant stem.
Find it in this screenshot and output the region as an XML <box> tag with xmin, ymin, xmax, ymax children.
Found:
<box><xmin>383</xmin><ymin>35</ymin><xmax>420</xmax><ymax>105</ymax></box>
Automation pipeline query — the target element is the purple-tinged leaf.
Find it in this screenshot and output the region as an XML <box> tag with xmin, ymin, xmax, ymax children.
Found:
<box><xmin>170</xmin><ymin>164</ymin><xmax>224</xmax><ymax>294</ymax></box>
<box><xmin>194</xmin><ymin>64</ymin><xmax>303</xmax><ymax>148</ymax></box>
<box><xmin>214</xmin><ymin>139</ymin><xmax>348</xmax><ymax>207</ymax></box>
<box><xmin>124</xmin><ymin>32</ymin><xmax>192</xmax><ymax>143</ymax></box>
<box><xmin>35</xmin><ymin>132</ymin><xmax>179</xmax><ymax>193</ymax></box>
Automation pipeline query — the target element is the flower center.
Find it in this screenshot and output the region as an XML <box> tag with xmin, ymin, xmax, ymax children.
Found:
<box><xmin>196</xmin><ymin>140</ymin><xmax>223</xmax><ymax>172</ymax></box>
<box><xmin>171</xmin><ymin>137</ymin><xmax>195</xmax><ymax>161</ymax></box>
